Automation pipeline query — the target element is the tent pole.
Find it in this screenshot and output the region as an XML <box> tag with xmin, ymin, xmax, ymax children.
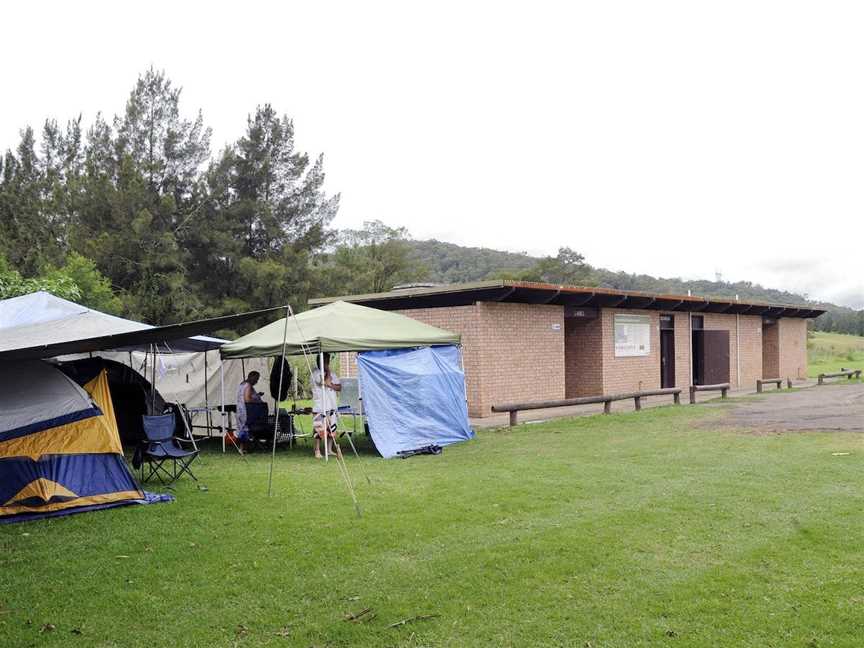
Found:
<box><xmin>220</xmin><ymin>360</ymin><xmax>225</xmax><ymax>451</ymax></box>
<box><xmin>204</xmin><ymin>351</ymin><xmax>210</xmax><ymax>437</ymax></box>
<box><xmin>150</xmin><ymin>344</ymin><xmax>157</xmax><ymax>413</ymax></box>
<box><xmin>458</xmin><ymin>344</ymin><xmax>469</xmax><ymax>406</ymax></box>
<box><xmin>267</xmin><ymin>306</ymin><xmax>291</xmax><ymax>497</ymax></box>
<box><xmin>320</xmin><ymin>350</ymin><xmax>328</xmax><ymax>463</ymax></box>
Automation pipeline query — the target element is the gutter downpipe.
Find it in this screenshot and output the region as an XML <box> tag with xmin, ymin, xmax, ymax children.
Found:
<box><xmin>736</xmin><ymin>294</ymin><xmax>741</xmax><ymax>389</ymax></box>
<box><xmin>687</xmin><ymin>290</ymin><xmax>693</xmax><ymax>386</ymax></box>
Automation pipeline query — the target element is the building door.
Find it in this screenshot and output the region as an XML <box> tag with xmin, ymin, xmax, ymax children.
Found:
<box><xmin>701</xmin><ymin>330</ymin><xmax>731</xmax><ymax>385</ymax></box>
<box><xmin>660</xmin><ymin>315</ymin><xmax>675</xmax><ymax>388</ymax></box>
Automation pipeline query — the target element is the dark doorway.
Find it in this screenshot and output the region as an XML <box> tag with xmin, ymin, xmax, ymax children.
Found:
<box><xmin>692</xmin><ymin>329</ymin><xmax>730</xmax><ymax>385</ymax></box>
<box><xmin>660</xmin><ymin>315</ymin><xmax>675</xmax><ymax>388</ymax></box>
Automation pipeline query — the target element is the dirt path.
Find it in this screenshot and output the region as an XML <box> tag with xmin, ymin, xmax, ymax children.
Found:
<box><xmin>715</xmin><ymin>383</ymin><xmax>864</xmax><ymax>432</ymax></box>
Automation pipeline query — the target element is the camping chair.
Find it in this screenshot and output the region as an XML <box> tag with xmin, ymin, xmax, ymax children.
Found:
<box><xmin>244</xmin><ymin>402</ymin><xmax>271</xmax><ymax>450</ymax></box>
<box><xmin>139</xmin><ymin>413</ymin><xmax>199</xmax><ymax>485</ymax></box>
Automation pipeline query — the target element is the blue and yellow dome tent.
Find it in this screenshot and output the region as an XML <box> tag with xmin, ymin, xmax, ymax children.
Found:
<box><xmin>0</xmin><ymin>360</ymin><xmax>149</xmax><ymax>523</ymax></box>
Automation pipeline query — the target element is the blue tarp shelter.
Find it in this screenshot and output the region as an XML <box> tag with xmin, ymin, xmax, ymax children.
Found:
<box><xmin>357</xmin><ymin>346</ymin><xmax>473</xmax><ymax>458</ymax></box>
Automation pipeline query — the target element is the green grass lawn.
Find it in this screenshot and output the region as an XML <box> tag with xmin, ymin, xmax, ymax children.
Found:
<box><xmin>809</xmin><ymin>331</ymin><xmax>864</xmax><ymax>377</ymax></box>
<box><xmin>3</xmin><ymin>405</ymin><xmax>864</xmax><ymax>647</ymax></box>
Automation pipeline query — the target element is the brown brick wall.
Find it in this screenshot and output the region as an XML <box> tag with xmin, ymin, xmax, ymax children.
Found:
<box><xmin>762</xmin><ymin>322</ymin><xmax>780</xmax><ymax>378</ymax></box>
<box><xmin>700</xmin><ymin>313</ymin><xmax>763</xmax><ymax>388</ymax></box>
<box><xmin>601</xmin><ymin>309</ymin><xmax>662</xmax><ymax>393</ymax></box>
<box><xmin>350</xmin><ymin>303</ymin><xmax>566</xmax><ymax>417</ymax></box>
<box><xmin>673</xmin><ymin>314</ymin><xmax>691</xmax><ymax>388</ymax></box>
<box><xmin>473</xmin><ymin>302</ymin><xmax>565</xmax><ymax>415</ymax></box>
<box><xmin>564</xmin><ymin>317</ymin><xmax>604</xmax><ymax>397</ymax></box>
<box><xmin>778</xmin><ymin>318</ymin><xmax>808</xmax><ymax>380</ymax></box>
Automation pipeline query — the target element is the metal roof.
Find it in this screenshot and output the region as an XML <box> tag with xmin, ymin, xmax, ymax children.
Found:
<box><xmin>309</xmin><ymin>280</ymin><xmax>825</xmax><ymax>319</ymax></box>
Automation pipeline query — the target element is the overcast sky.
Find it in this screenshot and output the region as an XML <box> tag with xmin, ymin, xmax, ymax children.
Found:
<box><xmin>1</xmin><ymin>1</ymin><xmax>861</xmax><ymax>307</ymax></box>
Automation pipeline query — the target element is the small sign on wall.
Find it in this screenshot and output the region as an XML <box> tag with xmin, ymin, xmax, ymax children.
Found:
<box><xmin>551</xmin><ymin>323</ymin><xmax>562</xmax><ymax>331</ymax></box>
<box><xmin>614</xmin><ymin>314</ymin><xmax>651</xmax><ymax>357</ymax></box>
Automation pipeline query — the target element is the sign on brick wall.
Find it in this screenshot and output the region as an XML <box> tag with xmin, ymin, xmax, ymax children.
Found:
<box><xmin>614</xmin><ymin>314</ymin><xmax>651</xmax><ymax>357</ymax></box>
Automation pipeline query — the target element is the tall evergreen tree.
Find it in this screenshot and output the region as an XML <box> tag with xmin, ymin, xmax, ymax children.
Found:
<box><xmin>189</xmin><ymin>104</ymin><xmax>339</xmax><ymax>313</ymax></box>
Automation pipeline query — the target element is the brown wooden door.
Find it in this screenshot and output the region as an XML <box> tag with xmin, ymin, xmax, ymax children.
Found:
<box><xmin>660</xmin><ymin>329</ymin><xmax>675</xmax><ymax>388</ymax></box>
<box><xmin>701</xmin><ymin>330</ymin><xmax>730</xmax><ymax>384</ymax></box>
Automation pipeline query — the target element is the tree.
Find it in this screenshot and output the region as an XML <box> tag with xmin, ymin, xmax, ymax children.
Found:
<box><xmin>44</xmin><ymin>253</ymin><xmax>123</xmax><ymax>314</ymax></box>
<box><xmin>322</xmin><ymin>220</ymin><xmax>425</xmax><ymax>294</ymax></box>
<box><xmin>0</xmin><ymin>254</ymin><xmax>80</xmax><ymax>301</ymax></box>
<box><xmin>190</xmin><ymin>104</ymin><xmax>340</xmax><ymax>313</ymax></box>
<box><xmin>519</xmin><ymin>247</ymin><xmax>594</xmax><ymax>286</ymax></box>
<box><xmin>71</xmin><ymin>70</ymin><xmax>212</xmax><ymax>323</ymax></box>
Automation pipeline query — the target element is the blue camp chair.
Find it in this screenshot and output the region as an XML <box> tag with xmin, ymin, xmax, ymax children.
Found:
<box><xmin>139</xmin><ymin>414</ymin><xmax>199</xmax><ymax>485</ymax></box>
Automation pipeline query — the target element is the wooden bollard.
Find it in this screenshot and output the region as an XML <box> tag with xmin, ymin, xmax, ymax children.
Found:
<box><xmin>634</xmin><ymin>396</ymin><xmax>642</xmax><ymax>411</ymax></box>
<box><xmin>689</xmin><ymin>386</ymin><xmax>696</xmax><ymax>404</ymax></box>
<box><xmin>786</xmin><ymin>377</ymin><xmax>792</xmax><ymax>389</ymax></box>
<box><xmin>603</xmin><ymin>400</ymin><xmax>611</xmax><ymax>414</ymax></box>
<box><xmin>673</xmin><ymin>391</ymin><xmax>681</xmax><ymax>405</ymax></box>
<box><xmin>509</xmin><ymin>411</ymin><xmax>518</xmax><ymax>427</ymax></box>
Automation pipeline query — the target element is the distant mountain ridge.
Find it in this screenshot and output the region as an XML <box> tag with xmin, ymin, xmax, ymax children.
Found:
<box><xmin>405</xmin><ymin>239</ymin><xmax>861</xmax><ymax>334</ymax></box>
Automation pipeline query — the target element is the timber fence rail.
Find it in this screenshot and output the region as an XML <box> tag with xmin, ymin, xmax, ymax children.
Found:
<box><xmin>689</xmin><ymin>383</ymin><xmax>730</xmax><ymax>404</ymax></box>
<box><xmin>818</xmin><ymin>368</ymin><xmax>862</xmax><ymax>385</ymax></box>
<box><xmin>756</xmin><ymin>377</ymin><xmax>792</xmax><ymax>393</ymax></box>
<box><xmin>492</xmin><ymin>388</ymin><xmax>682</xmax><ymax>426</ymax></box>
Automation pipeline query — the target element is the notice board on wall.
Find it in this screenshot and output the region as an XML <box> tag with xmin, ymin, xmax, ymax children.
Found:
<box><xmin>614</xmin><ymin>314</ymin><xmax>651</xmax><ymax>357</ymax></box>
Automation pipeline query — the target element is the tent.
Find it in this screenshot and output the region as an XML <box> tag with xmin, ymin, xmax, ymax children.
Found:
<box><xmin>221</xmin><ymin>301</ymin><xmax>473</xmax><ymax>457</ymax></box>
<box><xmin>0</xmin><ymin>360</ymin><xmax>164</xmax><ymax>523</ymax></box>
<box><xmin>357</xmin><ymin>346</ymin><xmax>473</xmax><ymax>458</ymax></box>
<box><xmin>56</xmin><ymin>357</ymin><xmax>167</xmax><ymax>445</ymax></box>
<box><xmin>0</xmin><ymin>291</ymin><xmax>280</xmax><ymax>361</ymax></box>
<box><xmin>220</xmin><ymin>300</ymin><xmax>460</xmax><ymax>358</ymax></box>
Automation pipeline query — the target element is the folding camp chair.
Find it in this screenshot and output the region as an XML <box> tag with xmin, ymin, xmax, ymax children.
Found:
<box><xmin>139</xmin><ymin>413</ymin><xmax>199</xmax><ymax>484</ymax></box>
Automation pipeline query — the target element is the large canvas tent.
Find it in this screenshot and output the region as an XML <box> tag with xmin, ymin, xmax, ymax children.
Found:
<box><xmin>220</xmin><ymin>301</ymin><xmax>473</xmax><ymax>457</ymax></box>
<box><xmin>0</xmin><ymin>360</ymin><xmax>157</xmax><ymax>523</ymax></box>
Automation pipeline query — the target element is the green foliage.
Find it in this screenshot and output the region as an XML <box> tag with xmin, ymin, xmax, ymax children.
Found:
<box><xmin>44</xmin><ymin>253</ymin><xmax>123</xmax><ymax>314</ymax></box>
<box><xmin>405</xmin><ymin>239</ymin><xmax>537</xmax><ymax>283</ymax></box>
<box><xmin>0</xmin><ymin>254</ymin><xmax>81</xmax><ymax>301</ymax></box>
<box><xmin>321</xmin><ymin>220</ymin><xmax>426</xmax><ymax>294</ymax></box>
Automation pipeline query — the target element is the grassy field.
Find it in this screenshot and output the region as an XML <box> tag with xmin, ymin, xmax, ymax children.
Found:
<box><xmin>3</xmin><ymin>404</ymin><xmax>864</xmax><ymax>647</ymax></box>
<box><xmin>809</xmin><ymin>331</ymin><xmax>864</xmax><ymax>377</ymax></box>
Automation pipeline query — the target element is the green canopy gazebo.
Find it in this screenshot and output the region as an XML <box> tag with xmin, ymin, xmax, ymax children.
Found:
<box><xmin>220</xmin><ymin>300</ymin><xmax>463</xmax><ymax>496</ymax></box>
<box><xmin>220</xmin><ymin>300</ymin><xmax>460</xmax><ymax>358</ymax></box>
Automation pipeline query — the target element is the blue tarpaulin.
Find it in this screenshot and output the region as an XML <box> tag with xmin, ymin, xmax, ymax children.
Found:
<box><xmin>357</xmin><ymin>345</ymin><xmax>473</xmax><ymax>458</ymax></box>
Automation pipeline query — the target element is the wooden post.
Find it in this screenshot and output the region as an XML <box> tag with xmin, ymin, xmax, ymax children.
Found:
<box><xmin>756</xmin><ymin>380</ymin><xmax>763</xmax><ymax>394</ymax></box>
<box><xmin>786</xmin><ymin>377</ymin><xmax>792</xmax><ymax>389</ymax></box>
<box><xmin>673</xmin><ymin>391</ymin><xmax>680</xmax><ymax>405</ymax></box>
<box><xmin>689</xmin><ymin>386</ymin><xmax>696</xmax><ymax>404</ymax></box>
<box><xmin>721</xmin><ymin>387</ymin><xmax>728</xmax><ymax>399</ymax></box>
<box><xmin>818</xmin><ymin>374</ymin><xmax>824</xmax><ymax>385</ymax></box>
<box><xmin>634</xmin><ymin>396</ymin><xmax>641</xmax><ymax>411</ymax></box>
<box><xmin>509</xmin><ymin>410</ymin><xmax>518</xmax><ymax>427</ymax></box>
<box><xmin>603</xmin><ymin>400</ymin><xmax>611</xmax><ymax>415</ymax></box>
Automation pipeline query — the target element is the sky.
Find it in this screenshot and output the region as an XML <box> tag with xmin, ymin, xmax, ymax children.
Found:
<box><xmin>1</xmin><ymin>1</ymin><xmax>861</xmax><ymax>308</ymax></box>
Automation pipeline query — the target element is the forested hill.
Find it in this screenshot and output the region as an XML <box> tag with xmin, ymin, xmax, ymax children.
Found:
<box><xmin>405</xmin><ymin>239</ymin><xmax>861</xmax><ymax>334</ymax></box>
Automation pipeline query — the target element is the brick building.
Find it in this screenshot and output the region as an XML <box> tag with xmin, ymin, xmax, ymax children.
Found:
<box><xmin>311</xmin><ymin>281</ymin><xmax>824</xmax><ymax>418</ymax></box>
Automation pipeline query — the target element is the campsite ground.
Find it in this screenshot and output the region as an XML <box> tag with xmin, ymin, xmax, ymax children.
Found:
<box><xmin>4</xmin><ymin>387</ymin><xmax>864</xmax><ymax>648</ymax></box>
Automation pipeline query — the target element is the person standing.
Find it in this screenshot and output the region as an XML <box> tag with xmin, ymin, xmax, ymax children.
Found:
<box><xmin>311</xmin><ymin>354</ymin><xmax>341</xmax><ymax>459</ymax></box>
<box><xmin>235</xmin><ymin>371</ymin><xmax>263</xmax><ymax>446</ymax></box>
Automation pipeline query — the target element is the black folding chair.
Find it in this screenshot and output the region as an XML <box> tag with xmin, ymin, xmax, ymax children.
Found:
<box><xmin>139</xmin><ymin>413</ymin><xmax>199</xmax><ymax>484</ymax></box>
